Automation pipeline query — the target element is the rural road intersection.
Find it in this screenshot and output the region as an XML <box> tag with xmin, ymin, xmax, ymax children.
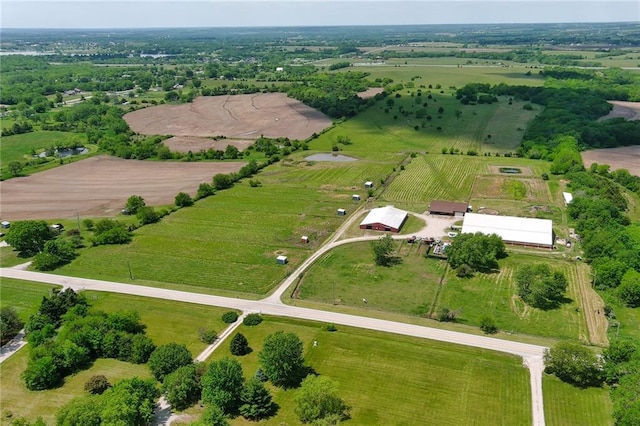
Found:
<box><xmin>0</xmin><ymin>210</ymin><xmax>547</xmax><ymax>425</ymax></box>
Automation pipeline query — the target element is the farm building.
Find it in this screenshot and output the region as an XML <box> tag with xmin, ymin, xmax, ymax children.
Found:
<box><xmin>301</xmin><ymin>236</ymin><xmax>309</xmax><ymax>243</ymax></box>
<box><xmin>461</xmin><ymin>213</ymin><xmax>554</xmax><ymax>249</ymax></box>
<box><xmin>276</xmin><ymin>255</ymin><xmax>288</xmax><ymax>265</ymax></box>
<box><xmin>429</xmin><ymin>200</ymin><xmax>469</xmax><ymax>217</ymax></box>
<box><xmin>0</xmin><ymin>221</ymin><xmax>10</xmax><ymax>229</ymax></box>
<box><xmin>364</xmin><ymin>181</ymin><xmax>374</xmax><ymax>189</ymax></box>
<box><xmin>337</xmin><ymin>208</ymin><xmax>346</xmax><ymax>216</ymax></box>
<box><xmin>352</xmin><ymin>194</ymin><xmax>361</xmax><ymax>201</ymax></box>
<box><xmin>359</xmin><ymin>205</ymin><xmax>408</xmax><ymax>233</ymax></box>
<box><xmin>562</xmin><ymin>192</ymin><xmax>573</xmax><ymax>205</ymax></box>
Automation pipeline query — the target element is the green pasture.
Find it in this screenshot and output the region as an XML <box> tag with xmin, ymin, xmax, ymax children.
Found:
<box><xmin>0</xmin><ymin>131</ymin><xmax>87</xmax><ymax>167</ymax></box>
<box><xmin>311</xmin><ymin>91</ymin><xmax>540</xmax><ymax>159</ymax></box>
<box><xmin>297</xmin><ymin>242</ymin><xmax>586</xmax><ymax>340</ymax></box>
<box><xmin>436</xmin><ymin>255</ymin><xmax>586</xmax><ymax>340</ymax></box>
<box><xmin>208</xmin><ymin>316</ymin><xmax>532</xmax><ymax>426</ymax></box>
<box><xmin>56</xmin><ymin>160</ymin><xmax>392</xmax><ymax>296</ymax></box>
<box><xmin>543</xmin><ymin>374</ymin><xmax>613</xmax><ymax>426</ymax></box>
<box><xmin>0</xmin><ymin>289</ymin><xmax>234</xmax><ymax>425</ymax></box>
<box><xmin>353</xmin><ymin>64</ymin><xmax>545</xmax><ymax>89</ymax></box>
<box><xmin>0</xmin><ymin>246</ymin><xmax>29</xmax><ymax>268</ymax></box>
<box><xmin>0</xmin><ymin>278</ymin><xmax>60</xmax><ymax>322</ymax></box>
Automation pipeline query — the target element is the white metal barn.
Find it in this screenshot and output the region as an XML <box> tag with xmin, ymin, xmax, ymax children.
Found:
<box><xmin>359</xmin><ymin>205</ymin><xmax>408</xmax><ymax>233</ymax></box>
<box><xmin>461</xmin><ymin>213</ymin><xmax>554</xmax><ymax>249</ymax></box>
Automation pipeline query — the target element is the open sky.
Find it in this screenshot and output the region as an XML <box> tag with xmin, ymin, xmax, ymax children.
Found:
<box><xmin>1</xmin><ymin>1</ymin><xmax>638</xmax><ymax>29</ymax></box>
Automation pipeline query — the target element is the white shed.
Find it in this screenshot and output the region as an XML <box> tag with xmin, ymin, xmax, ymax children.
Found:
<box><xmin>352</xmin><ymin>194</ymin><xmax>361</xmax><ymax>201</ymax></box>
<box><xmin>301</xmin><ymin>236</ymin><xmax>309</xmax><ymax>243</ymax></box>
<box><xmin>337</xmin><ymin>208</ymin><xmax>346</xmax><ymax>216</ymax></box>
<box><xmin>0</xmin><ymin>221</ymin><xmax>10</xmax><ymax>229</ymax></box>
<box><xmin>364</xmin><ymin>181</ymin><xmax>374</xmax><ymax>189</ymax></box>
<box><xmin>276</xmin><ymin>255</ymin><xmax>288</xmax><ymax>265</ymax></box>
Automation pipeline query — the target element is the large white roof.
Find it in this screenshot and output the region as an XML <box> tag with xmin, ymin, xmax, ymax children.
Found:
<box><xmin>360</xmin><ymin>205</ymin><xmax>408</xmax><ymax>229</ymax></box>
<box><xmin>461</xmin><ymin>213</ymin><xmax>553</xmax><ymax>246</ymax></box>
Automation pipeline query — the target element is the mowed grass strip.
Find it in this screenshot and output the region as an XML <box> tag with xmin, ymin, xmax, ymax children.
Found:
<box><xmin>0</xmin><ymin>278</ymin><xmax>60</xmax><ymax>322</ymax></box>
<box><xmin>542</xmin><ymin>375</ymin><xmax>613</xmax><ymax>426</ymax></box>
<box><xmin>209</xmin><ymin>316</ymin><xmax>531</xmax><ymax>426</ymax></box>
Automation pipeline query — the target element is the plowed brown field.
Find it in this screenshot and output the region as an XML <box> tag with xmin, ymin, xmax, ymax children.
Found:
<box><xmin>0</xmin><ymin>156</ymin><xmax>245</xmax><ymax>220</ymax></box>
<box><xmin>124</xmin><ymin>93</ymin><xmax>332</xmax><ymax>140</ymax></box>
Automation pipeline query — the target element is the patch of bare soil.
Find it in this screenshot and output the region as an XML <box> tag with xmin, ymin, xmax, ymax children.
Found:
<box><xmin>124</xmin><ymin>93</ymin><xmax>332</xmax><ymax>141</ymax></box>
<box><xmin>599</xmin><ymin>100</ymin><xmax>640</xmax><ymax>121</ymax></box>
<box><xmin>575</xmin><ymin>262</ymin><xmax>609</xmax><ymax>346</ymax></box>
<box><xmin>357</xmin><ymin>87</ymin><xmax>384</xmax><ymax>99</ymax></box>
<box><xmin>163</xmin><ymin>136</ymin><xmax>254</xmax><ymax>153</ymax></box>
<box><xmin>0</xmin><ymin>155</ymin><xmax>245</xmax><ymax>220</ymax></box>
<box><xmin>581</xmin><ymin>145</ymin><xmax>640</xmax><ymax>177</ymax></box>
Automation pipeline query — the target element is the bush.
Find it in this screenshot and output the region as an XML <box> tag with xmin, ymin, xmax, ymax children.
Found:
<box><xmin>243</xmin><ymin>313</ymin><xmax>263</xmax><ymax>326</ymax></box>
<box><xmin>323</xmin><ymin>323</ymin><xmax>337</xmax><ymax>332</ymax></box>
<box><xmin>455</xmin><ymin>264</ymin><xmax>474</xmax><ymax>278</ymax></box>
<box><xmin>221</xmin><ymin>311</ymin><xmax>238</xmax><ymax>324</ymax></box>
<box><xmin>230</xmin><ymin>333</ymin><xmax>251</xmax><ymax>356</ymax></box>
<box><xmin>544</xmin><ymin>342</ymin><xmax>603</xmax><ymax>388</ymax></box>
<box><xmin>175</xmin><ymin>192</ymin><xmax>194</xmax><ymax>207</ymax></box>
<box><xmin>148</xmin><ymin>343</ymin><xmax>193</xmax><ymax>381</ymax></box>
<box><xmin>199</xmin><ymin>328</ymin><xmax>218</xmax><ymax>344</ymax></box>
<box><xmin>84</xmin><ymin>374</ymin><xmax>111</xmax><ymax>394</ymax></box>
<box><xmin>480</xmin><ymin>316</ymin><xmax>498</xmax><ymax>334</ymax></box>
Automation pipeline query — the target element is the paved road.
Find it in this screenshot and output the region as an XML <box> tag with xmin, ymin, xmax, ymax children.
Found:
<box><xmin>0</xmin><ymin>267</ymin><xmax>547</xmax><ymax>425</ymax></box>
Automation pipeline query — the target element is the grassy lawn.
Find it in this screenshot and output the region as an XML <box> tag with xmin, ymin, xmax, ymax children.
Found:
<box><xmin>54</xmin><ymin>159</ymin><xmax>393</xmax><ymax>296</ymax></box>
<box><xmin>0</xmin><ymin>246</ymin><xmax>31</xmax><ymax>268</ymax></box>
<box><xmin>543</xmin><ymin>374</ymin><xmax>613</xmax><ymax>426</ymax></box>
<box><xmin>0</xmin><ymin>278</ymin><xmax>60</xmax><ymax>322</ymax></box>
<box><xmin>207</xmin><ymin>316</ymin><xmax>532</xmax><ymax>425</ymax></box>
<box><xmin>297</xmin><ymin>242</ymin><xmax>586</xmax><ymax>341</ymax></box>
<box><xmin>0</xmin><ymin>290</ymin><xmax>236</xmax><ymax>425</ymax></box>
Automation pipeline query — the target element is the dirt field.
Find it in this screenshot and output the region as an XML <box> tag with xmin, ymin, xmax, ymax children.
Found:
<box><xmin>488</xmin><ymin>165</ymin><xmax>533</xmax><ymax>175</ymax></box>
<box><xmin>163</xmin><ymin>136</ymin><xmax>254</xmax><ymax>153</ymax></box>
<box><xmin>599</xmin><ymin>100</ymin><xmax>640</xmax><ymax>121</ymax></box>
<box><xmin>582</xmin><ymin>145</ymin><xmax>640</xmax><ymax>176</ymax></box>
<box><xmin>472</xmin><ymin>176</ymin><xmax>550</xmax><ymax>202</ymax></box>
<box><xmin>124</xmin><ymin>93</ymin><xmax>332</xmax><ymax>140</ymax></box>
<box><xmin>0</xmin><ymin>156</ymin><xmax>245</xmax><ymax>220</ymax></box>
<box><xmin>357</xmin><ymin>87</ymin><xmax>384</xmax><ymax>99</ymax></box>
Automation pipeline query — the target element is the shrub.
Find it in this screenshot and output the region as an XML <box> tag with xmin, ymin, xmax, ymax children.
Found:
<box><xmin>230</xmin><ymin>333</ymin><xmax>251</xmax><ymax>356</ymax></box>
<box><xmin>243</xmin><ymin>313</ymin><xmax>263</xmax><ymax>326</ymax></box>
<box><xmin>480</xmin><ymin>316</ymin><xmax>498</xmax><ymax>334</ymax></box>
<box><xmin>84</xmin><ymin>374</ymin><xmax>111</xmax><ymax>394</ymax></box>
<box><xmin>455</xmin><ymin>264</ymin><xmax>474</xmax><ymax>278</ymax></box>
<box><xmin>199</xmin><ymin>328</ymin><xmax>218</xmax><ymax>344</ymax></box>
<box><xmin>221</xmin><ymin>311</ymin><xmax>238</xmax><ymax>324</ymax></box>
<box><xmin>175</xmin><ymin>192</ymin><xmax>194</xmax><ymax>207</ymax></box>
<box><xmin>323</xmin><ymin>323</ymin><xmax>337</xmax><ymax>332</ymax></box>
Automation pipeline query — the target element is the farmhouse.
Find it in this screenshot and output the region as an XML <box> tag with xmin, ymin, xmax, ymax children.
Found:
<box><xmin>359</xmin><ymin>205</ymin><xmax>408</xmax><ymax>233</ymax></box>
<box><xmin>429</xmin><ymin>200</ymin><xmax>469</xmax><ymax>217</ymax></box>
<box><xmin>562</xmin><ymin>192</ymin><xmax>573</xmax><ymax>205</ymax></box>
<box><xmin>461</xmin><ymin>213</ymin><xmax>554</xmax><ymax>249</ymax></box>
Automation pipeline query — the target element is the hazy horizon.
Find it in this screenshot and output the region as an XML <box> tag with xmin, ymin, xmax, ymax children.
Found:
<box><xmin>2</xmin><ymin>1</ymin><xmax>638</xmax><ymax>29</ymax></box>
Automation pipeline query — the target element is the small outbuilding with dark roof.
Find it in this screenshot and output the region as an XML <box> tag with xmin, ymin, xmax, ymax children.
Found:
<box><xmin>429</xmin><ymin>200</ymin><xmax>469</xmax><ymax>217</ymax></box>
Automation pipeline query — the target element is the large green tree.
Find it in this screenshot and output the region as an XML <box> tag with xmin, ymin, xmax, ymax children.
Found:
<box><xmin>515</xmin><ymin>264</ymin><xmax>568</xmax><ymax>309</ymax></box>
<box><xmin>446</xmin><ymin>232</ymin><xmax>506</xmax><ymax>272</ymax></box>
<box><xmin>239</xmin><ymin>378</ymin><xmax>277</xmax><ymax>421</ymax></box>
<box><xmin>371</xmin><ymin>234</ymin><xmax>398</xmax><ymax>266</ymax></box>
<box><xmin>618</xmin><ymin>269</ymin><xmax>640</xmax><ymax>308</ymax></box>
<box><xmin>544</xmin><ymin>342</ymin><xmax>603</xmax><ymax>388</ymax></box>
<box><xmin>148</xmin><ymin>343</ymin><xmax>193</xmax><ymax>381</ymax></box>
<box><xmin>201</xmin><ymin>357</ymin><xmax>245</xmax><ymax>414</ymax></box>
<box><xmin>56</xmin><ymin>394</ymin><xmax>105</xmax><ymax>426</ymax></box>
<box><xmin>163</xmin><ymin>364</ymin><xmax>201</xmax><ymax>411</ymax></box>
<box><xmin>258</xmin><ymin>331</ymin><xmax>305</xmax><ymax>388</ymax></box>
<box><xmin>4</xmin><ymin>220</ymin><xmax>54</xmax><ymax>256</ymax></box>
<box><xmin>124</xmin><ymin>195</ymin><xmax>145</xmax><ymax>214</ymax></box>
<box><xmin>100</xmin><ymin>377</ymin><xmax>159</xmax><ymax>426</ymax></box>
<box><xmin>294</xmin><ymin>375</ymin><xmax>350</xmax><ymax>424</ymax></box>
<box><xmin>0</xmin><ymin>306</ymin><xmax>23</xmax><ymax>345</ymax></box>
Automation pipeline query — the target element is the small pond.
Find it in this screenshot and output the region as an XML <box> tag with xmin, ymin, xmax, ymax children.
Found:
<box><xmin>305</xmin><ymin>153</ymin><xmax>358</xmax><ymax>162</ymax></box>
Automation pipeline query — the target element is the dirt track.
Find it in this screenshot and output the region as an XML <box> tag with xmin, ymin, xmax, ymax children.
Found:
<box><xmin>0</xmin><ymin>156</ymin><xmax>245</xmax><ymax>220</ymax></box>
<box><xmin>581</xmin><ymin>145</ymin><xmax>640</xmax><ymax>176</ymax></box>
<box><xmin>599</xmin><ymin>100</ymin><xmax>640</xmax><ymax>121</ymax></box>
<box><xmin>124</xmin><ymin>93</ymin><xmax>332</xmax><ymax>140</ymax></box>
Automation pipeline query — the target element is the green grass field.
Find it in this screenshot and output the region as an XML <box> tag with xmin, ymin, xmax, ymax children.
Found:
<box><xmin>0</xmin><ymin>279</ymin><xmax>60</xmax><ymax>322</ymax></box>
<box><xmin>543</xmin><ymin>374</ymin><xmax>613</xmax><ymax>426</ymax></box>
<box><xmin>0</xmin><ymin>130</ymin><xmax>87</xmax><ymax>166</ymax></box>
<box><xmin>55</xmin><ymin>159</ymin><xmax>393</xmax><ymax>296</ymax></box>
<box><xmin>207</xmin><ymin>316</ymin><xmax>532</xmax><ymax>426</ymax></box>
<box><xmin>297</xmin><ymin>243</ymin><xmax>586</xmax><ymax>341</ymax></box>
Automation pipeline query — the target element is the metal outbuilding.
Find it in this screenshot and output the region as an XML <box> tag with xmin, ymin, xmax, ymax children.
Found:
<box><xmin>359</xmin><ymin>205</ymin><xmax>408</xmax><ymax>233</ymax></box>
<box><xmin>461</xmin><ymin>213</ymin><xmax>554</xmax><ymax>249</ymax></box>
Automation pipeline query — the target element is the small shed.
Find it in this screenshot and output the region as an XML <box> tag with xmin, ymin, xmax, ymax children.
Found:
<box><xmin>337</xmin><ymin>208</ymin><xmax>346</xmax><ymax>216</ymax></box>
<box><xmin>0</xmin><ymin>221</ymin><xmax>10</xmax><ymax>229</ymax></box>
<box><xmin>276</xmin><ymin>255</ymin><xmax>288</xmax><ymax>265</ymax></box>
<box><xmin>301</xmin><ymin>236</ymin><xmax>309</xmax><ymax>243</ymax></box>
<box><xmin>364</xmin><ymin>181</ymin><xmax>374</xmax><ymax>189</ymax></box>
<box><xmin>562</xmin><ymin>192</ymin><xmax>573</xmax><ymax>206</ymax></box>
<box><xmin>352</xmin><ymin>194</ymin><xmax>361</xmax><ymax>201</ymax></box>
